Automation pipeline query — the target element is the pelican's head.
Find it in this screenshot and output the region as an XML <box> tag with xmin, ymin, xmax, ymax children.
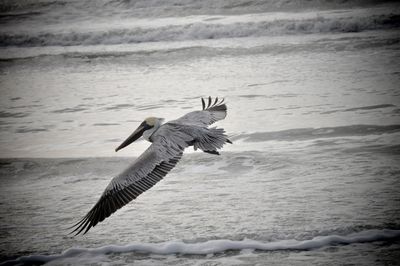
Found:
<box><xmin>115</xmin><ymin>117</ymin><xmax>164</xmax><ymax>152</ymax></box>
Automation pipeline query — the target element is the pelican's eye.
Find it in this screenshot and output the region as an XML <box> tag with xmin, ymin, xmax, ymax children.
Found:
<box><xmin>141</xmin><ymin>121</ymin><xmax>153</xmax><ymax>130</ymax></box>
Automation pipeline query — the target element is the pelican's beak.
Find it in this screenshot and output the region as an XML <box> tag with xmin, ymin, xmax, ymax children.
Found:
<box><xmin>115</xmin><ymin>122</ymin><xmax>147</xmax><ymax>152</ymax></box>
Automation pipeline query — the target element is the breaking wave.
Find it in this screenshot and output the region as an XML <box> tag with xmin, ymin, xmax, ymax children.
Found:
<box><xmin>236</xmin><ymin>124</ymin><xmax>400</xmax><ymax>142</ymax></box>
<box><xmin>1</xmin><ymin>229</ymin><xmax>399</xmax><ymax>265</ymax></box>
<box><xmin>1</xmin><ymin>14</ymin><xmax>399</xmax><ymax>47</ymax></box>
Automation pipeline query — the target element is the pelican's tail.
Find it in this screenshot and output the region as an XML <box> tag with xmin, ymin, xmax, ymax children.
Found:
<box><xmin>194</xmin><ymin>127</ymin><xmax>231</xmax><ymax>155</ymax></box>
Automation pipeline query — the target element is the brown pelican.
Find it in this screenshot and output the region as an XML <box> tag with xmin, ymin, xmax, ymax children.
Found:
<box><xmin>70</xmin><ymin>97</ymin><xmax>231</xmax><ymax>235</ymax></box>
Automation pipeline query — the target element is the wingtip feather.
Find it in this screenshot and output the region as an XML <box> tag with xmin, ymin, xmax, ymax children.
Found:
<box><xmin>201</xmin><ymin>96</ymin><xmax>226</xmax><ymax>110</ymax></box>
<box><xmin>207</xmin><ymin>96</ymin><xmax>212</xmax><ymax>108</ymax></box>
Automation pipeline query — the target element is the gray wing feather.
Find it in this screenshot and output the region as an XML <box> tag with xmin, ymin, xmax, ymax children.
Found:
<box><xmin>70</xmin><ymin>124</ymin><xmax>189</xmax><ymax>235</ymax></box>
<box><xmin>172</xmin><ymin>97</ymin><xmax>227</xmax><ymax>126</ymax></box>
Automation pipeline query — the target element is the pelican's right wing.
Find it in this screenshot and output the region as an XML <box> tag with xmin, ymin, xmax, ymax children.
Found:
<box><xmin>70</xmin><ymin>125</ymin><xmax>190</xmax><ymax>235</ymax></box>
<box><xmin>172</xmin><ymin>97</ymin><xmax>227</xmax><ymax>127</ymax></box>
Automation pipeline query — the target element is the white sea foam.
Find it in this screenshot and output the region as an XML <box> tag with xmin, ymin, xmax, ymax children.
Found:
<box><xmin>2</xmin><ymin>229</ymin><xmax>399</xmax><ymax>265</ymax></box>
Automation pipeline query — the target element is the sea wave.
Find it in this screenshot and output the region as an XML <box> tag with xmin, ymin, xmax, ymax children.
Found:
<box><xmin>1</xmin><ymin>14</ymin><xmax>399</xmax><ymax>47</ymax></box>
<box><xmin>236</xmin><ymin>124</ymin><xmax>400</xmax><ymax>142</ymax></box>
<box><xmin>1</xmin><ymin>0</ymin><xmax>395</xmax><ymax>18</ymax></box>
<box><xmin>1</xmin><ymin>229</ymin><xmax>399</xmax><ymax>265</ymax></box>
<box><xmin>1</xmin><ymin>34</ymin><xmax>399</xmax><ymax>61</ymax></box>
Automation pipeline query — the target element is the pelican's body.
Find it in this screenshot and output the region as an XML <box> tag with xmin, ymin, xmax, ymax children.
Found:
<box><xmin>71</xmin><ymin>97</ymin><xmax>231</xmax><ymax>235</ymax></box>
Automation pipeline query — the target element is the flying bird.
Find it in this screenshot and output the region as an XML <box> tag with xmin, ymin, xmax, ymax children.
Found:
<box><xmin>70</xmin><ymin>97</ymin><xmax>231</xmax><ymax>235</ymax></box>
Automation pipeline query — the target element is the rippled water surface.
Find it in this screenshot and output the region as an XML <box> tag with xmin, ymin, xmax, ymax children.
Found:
<box><xmin>0</xmin><ymin>0</ymin><xmax>400</xmax><ymax>265</ymax></box>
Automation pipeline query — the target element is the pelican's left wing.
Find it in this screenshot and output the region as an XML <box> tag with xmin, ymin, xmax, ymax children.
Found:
<box><xmin>70</xmin><ymin>125</ymin><xmax>190</xmax><ymax>235</ymax></box>
<box><xmin>171</xmin><ymin>97</ymin><xmax>227</xmax><ymax>127</ymax></box>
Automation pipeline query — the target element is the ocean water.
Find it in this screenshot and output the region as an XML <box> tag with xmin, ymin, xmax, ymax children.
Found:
<box><xmin>1</xmin><ymin>0</ymin><xmax>400</xmax><ymax>265</ymax></box>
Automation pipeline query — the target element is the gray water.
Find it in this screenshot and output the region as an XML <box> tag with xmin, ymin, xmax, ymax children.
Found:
<box><xmin>1</xmin><ymin>0</ymin><xmax>400</xmax><ymax>265</ymax></box>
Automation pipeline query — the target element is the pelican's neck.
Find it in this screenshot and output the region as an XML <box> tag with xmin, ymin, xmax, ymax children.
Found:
<box><xmin>143</xmin><ymin>119</ymin><xmax>162</xmax><ymax>142</ymax></box>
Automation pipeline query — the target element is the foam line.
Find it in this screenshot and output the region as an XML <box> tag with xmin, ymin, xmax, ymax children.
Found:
<box><xmin>1</xmin><ymin>229</ymin><xmax>399</xmax><ymax>265</ymax></box>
